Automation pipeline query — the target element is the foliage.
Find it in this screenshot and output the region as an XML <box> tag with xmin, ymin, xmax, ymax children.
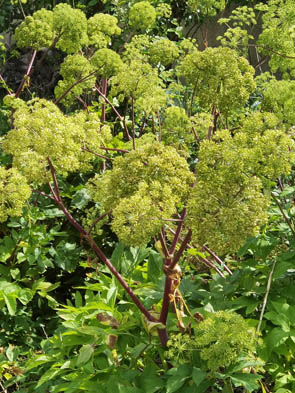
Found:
<box><xmin>1</xmin><ymin>0</ymin><xmax>295</xmax><ymax>392</ymax></box>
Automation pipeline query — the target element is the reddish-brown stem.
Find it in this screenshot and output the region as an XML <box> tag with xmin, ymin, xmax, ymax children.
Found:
<box><xmin>159</xmin><ymin>227</ymin><xmax>170</xmax><ymax>259</ymax></box>
<box><xmin>169</xmin><ymin>209</ymin><xmax>187</xmax><ymax>255</ymax></box>
<box><xmin>15</xmin><ymin>49</ymin><xmax>37</xmax><ymax>98</ymax></box>
<box><xmin>166</xmin><ymin>226</ymin><xmax>230</xmax><ymax>278</ymax></box>
<box><xmin>82</xmin><ymin>147</ymin><xmax>113</xmax><ymax>161</ymax></box>
<box><xmin>159</xmin><ymin>269</ymin><xmax>173</xmax><ymax>325</ymax></box>
<box><xmin>202</xmin><ymin>245</ymin><xmax>232</xmax><ymax>275</ymax></box>
<box><xmin>139</xmin><ymin>116</ymin><xmax>146</xmax><ymax>136</ymax></box>
<box><xmin>87</xmin><ymin>211</ymin><xmax>110</xmax><ymax>235</ymax></box>
<box><xmin>46</xmin><ymin>162</ymin><xmax>157</xmax><ymax>324</ymax></box>
<box><xmin>171</xmin><ymin>229</ymin><xmax>192</xmax><ymax>270</ymax></box>
<box><xmin>152</xmin><ymin>114</ymin><xmax>155</xmax><ymax>134</ymax></box>
<box><xmin>213</xmin><ymin>109</ymin><xmax>219</xmax><ymax>134</ymax></box>
<box><xmin>101</xmin><ymin>78</ymin><xmax>108</xmax><ymax>122</ymax></box>
<box><xmin>99</xmin><ymin>146</ymin><xmax>129</xmax><ymax>153</ymax></box>
<box><xmin>55</xmin><ymin>71</ymin><xmax>96</xmax><ymax>105</ymax></box>
<box><xmin>76</xmin><ymin>96</ymin><xmax>89</xmax><ymax>113</ymax></box>
<box><xmin>170</xmin><ymin>229</ymin><xmax>192</xmax><ymax>270</ymax></box>
<box><xmin>158</xmin><ymin>328</ymin><xmax>169</xmax><ymax>347</ymax></box>
<box><xmin>118</xmin><ymin>31</ymin><xmax>135</xmax><ymax>54</ymax></box>
<box><xmin>47</xmin><ymin>158</ymin><xmax>61</xmax><ymax>201</ymax></box>
<box><xmin>95</xmin><ymin>86</ymin><xmax>131</xmax><ymax>140</ymax></box>
<box><xmin>192</xmin><ymin>127</ymin><xmax>199</xmax><ymax>143</ymax></box>
<box><xmin>36</xmin><ymin>190</ymin><xmax>57</xmax><ymax>203</ymax></box>
<box><xmin>202</xmin><ymin>257</ymin><xmax>225</xmax><ymax>278</ymax></box>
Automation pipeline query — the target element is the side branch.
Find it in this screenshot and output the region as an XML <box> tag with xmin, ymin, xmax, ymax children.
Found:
<box><xmin>45</xmin><ymin>162</ymin><xmax>156</xmax><ymax>323</ymax></box>
<box><xmin>169</xmin><ymin>209</ymin><xmax>187</xmax><ymax>255</ymax></box>
<box><xmin>95</xmin><ymin>85</ymin><xmax>131</xmax><ymax>140</ymax></box>
<box><xmin>15</xmin><ymin>49</ymin><xmax>37</xmax><ymax>98</ymax></box>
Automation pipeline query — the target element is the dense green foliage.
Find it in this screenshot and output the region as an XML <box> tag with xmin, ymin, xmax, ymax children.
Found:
<box><xmin>1</xmin><ymin>0</ymin><xmax>295</xmax><ymax>392</ymax></box>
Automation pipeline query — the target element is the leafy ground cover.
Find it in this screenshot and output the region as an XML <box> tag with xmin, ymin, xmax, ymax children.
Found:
<box><xmin>1</xmin><ymin>0</ymin><xmax>295</xmax><ymax>392</ymax></box>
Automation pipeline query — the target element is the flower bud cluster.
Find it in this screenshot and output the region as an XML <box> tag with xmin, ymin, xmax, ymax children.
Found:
<box><xmin>2</xmin><ymin>98</ymin><xmax>111</xmax><ymax>184</ymax></box>
<box><xmin>129</xmin><ymin>1</ymin><xmax>156</xmax><ymax>31</ymax></box>
<box><xmin>87</xmin><ymin>142</ymin><xmax>194</xmax><ymax>246</ymax></box>
<box><xmin>87</xmin><ymin>13</ymin><xmax>121</xmax><ymax>49</ymax></box>
<box><xmin>178</xmin><ymin>47</ymin><xmax>255</xmax><ymax>114</ymax></box>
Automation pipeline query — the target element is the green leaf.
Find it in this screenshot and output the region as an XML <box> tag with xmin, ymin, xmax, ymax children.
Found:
<box><xmin>148</xmin><ymin>251</ymin><xmax>163</xmax><ymax>283</ymax></box>
<box><xmin>139</xmin><ymin>361</ymin><xmax>165</xmax><ymax>393</ymax></box>
<box><xmin>77</xmin><ymin>344</ymin><xmax>94</xmax><ymax>366</ymax></box>
<box><xmin>3</xmin><ymin>293</ymin><xmax>16</xmax><ymax>315</ymax></box>
<box><xmin>230</xmin><ymin>373</ymin><xmax>261</xmax><ymax>392</ymax></box>
<box><xmin>71</xmin><ymin>188</ymin><xmax>90</xmax><ymax>209</ymax></box>
<box><xmin>222</xmin><ymin>379</ymin><xmax>234</xmax><ymax>393</ymax></box>
<box><xmin>36</xmin><ymin>367</ymin><xmax>61</xmax><ymax>388</ymax></box>
<box><xmin>192</xmin><ymin>367</ymin><xmax>207</xmax><ymax>387</ymax></box>
<box><xmin>75</xmin><ymin>291</ymin><xmax>83</xmax><ymax>308</ymax></box>
<box><xmin>111</xmin><ymin>242</ymin><xmax>125</xmax><ymax>270</ymax></box>
<box><xmin>166</xmin><ymin>365</ymin><xmax>192</xmax><ymax>393</ymax></box>
<box><xmin>273</xmin><ymin>261</ymin><xmax>294</xmax><ymax>279</ymax></box>
<box><xmin>265</xmin><ymin>328</ymin><xmax>289</xmax><ymax>353</ymax></box>
<box><xmin>264</xmin><ymin>311</ymin><xmax>290</xmax><ymax>331</ymax></box>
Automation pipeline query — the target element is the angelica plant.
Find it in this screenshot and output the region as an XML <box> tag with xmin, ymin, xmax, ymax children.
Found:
<box><xmin>1</xmin><ymin>1</ymin><xmax>295</xmax><ymax>358</ymax></box>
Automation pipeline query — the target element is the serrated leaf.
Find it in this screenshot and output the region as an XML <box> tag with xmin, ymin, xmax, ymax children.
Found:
<box><xmin>230</xmin><ymin>373</ymin><xmax>261</xmax><ymax>392</ymax></box>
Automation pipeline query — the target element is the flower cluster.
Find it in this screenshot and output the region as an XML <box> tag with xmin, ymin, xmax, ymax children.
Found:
<box><xmin>110</xmin><ymin>59</ymin><xmax>166</xmax><ymax>113</ymax></box>
<box><xmin>257</xmin><ymin>0</ymin><xmax>295</xmax><ymax>78</ymax></box>
<box><xmin>54</xmin><ymin>54</ymin><xmax>95</xmax><ymax>106</ymax></box>
<box><xmin>53</xmin><ymin>3</ymin><xmax>88</xmax><ymax>53</ymax></box>
<box><xmin>149</xmin><ymin>39</ymin><xmax>179</xmax><ymax>66</ymax></box>
<box><xmin>15</xmin><ymin>4</ymin><xmax>88</xmax><ymax>53</ymax></box>
<box><xmin>87</xmin><ymin>142</ymin><xmax>194</xmax><ymax>246</ymax></box>
<box><xmin>0</xmin><ymin>167</ymin><xmax>31</xmax><ymax>223</ymax></box>
<box><xmin>194</xmin><ymin>311</ymin><xmax>256</xmax><ymax>373</ymax></box>
<box><xmin>166</xmin><ymin>311</ymin><xmax>256</xmax><ymax>373</ymax></box>
<box><xmin>14</xmin><ymin>9</ymin><xmax>54</xmax><ymax>50</ymax></box>
<box><xmin>177</xmin><ymin>47</ymin><xmax>255</xmax><ymax>114</ymax></box>
<box><xmin>2</xmin><ymin>98</ymin><xmax>111</xmax><ymax>184</ymax></box>
<box><xmin>218</xmin><ymin>6</ymin><xmax>256</xmax><ymax>56</ymax></box>
<box><xmin>129</xmin><ymin>1</ymin><xmax>156</xmax><ymax>31</ymax></box>
<box><xmin>122</xmin><ymin>35</ymin><xmax>151</xmax><ymax>63</ymax></box>
<box><xmin>186</xmin><ymin>0</ymin><xmax>226</xmax><ymax>16</ymax></box>
<box><xmin>187</xmin><ymin>111</ymin><xmax>294</xmax><ymax>254</ymax></box>
<box><xmin>90</xmin><ymin>48</ymin><xmax>123</xmax><ymax>79</ymax></box>
<box><xmin>261</xmin><ymin>80</ymin><xmax>295</xmax><ymax>126</ymax></box>
<box><xmin>87</xmin><ymin>13</ymin><xmax>121</xmax><ymax>49</ymax></box>
<box><xmin>161</xmin><ymin>106</ymin><xmax>193</xmax><ymax>146</ymax></box>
